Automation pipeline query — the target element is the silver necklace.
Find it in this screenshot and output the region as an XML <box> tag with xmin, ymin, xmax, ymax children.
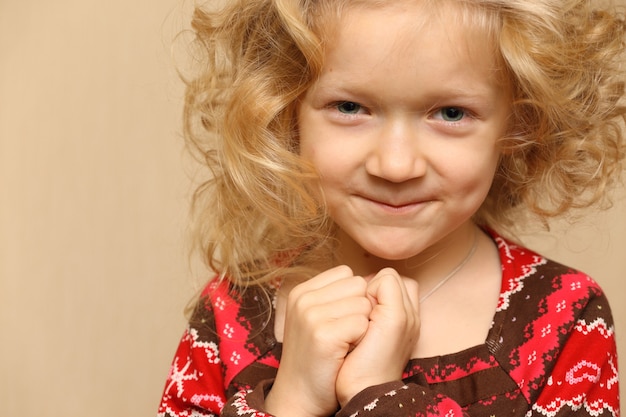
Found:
<box><xmin>419</xmin><ymin>231</ymin><xmax>478</xmax><ymax>303</ymax></box>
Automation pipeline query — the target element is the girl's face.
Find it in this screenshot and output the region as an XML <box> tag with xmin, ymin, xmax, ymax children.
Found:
<box><xmin>298</xmin><ymin>3</ymin><xmax>511</xmax><ymax>274</ymax></box>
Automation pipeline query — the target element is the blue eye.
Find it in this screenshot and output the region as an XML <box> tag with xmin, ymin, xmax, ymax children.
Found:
<box><xmin>439</xmin><ymin>107</ymin><xmax>465</xmax><ymax>122</ymax></box>
<box><xmin>336</xmin><ymin>101</ymin><xmax>362</xmax><ymax>114</ymax></box>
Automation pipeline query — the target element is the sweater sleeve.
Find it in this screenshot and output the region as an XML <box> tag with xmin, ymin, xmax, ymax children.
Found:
<box><xmin>157</xmin><ymin>297</ymin><xmax>228</xmax><ymax>417</ymax></box>
<box><xmin>528</xmin><ymin>293</ymin><xmax>619</xmax><ymax>416</ymax></box>
<box><xmin>157</xmin><ymin>281</ymin><xmax>280</xmax><ymax>417</ymax></box>
<box><xmin>220</xmin><ymin>379</ymin><xmax>276</xmax><ymax>417</ymax></box>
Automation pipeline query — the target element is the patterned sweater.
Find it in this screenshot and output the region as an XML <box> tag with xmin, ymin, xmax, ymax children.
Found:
<box><xmin>157</xmin><ymin>235</ymin><xmax>620</xmax><ymax>416</ymax></box>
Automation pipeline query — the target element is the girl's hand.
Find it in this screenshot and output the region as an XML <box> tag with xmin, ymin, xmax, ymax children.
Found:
<box><xmin>265</xmin><ymin>265</ymin><xmax>372</xmax><ymax>417</ymax></box>
<box><xmin>335</xmin><ymin>268</ymin><xmax>420</xmax><ymax>407</ymax></box>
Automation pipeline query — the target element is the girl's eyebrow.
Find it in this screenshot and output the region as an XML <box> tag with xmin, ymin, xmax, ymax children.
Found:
<box><xmin>315</xmin><ymin>70</ymin><xmax>498</xmax><ymax>96</ymax></box>
<box><xmin>311</xmin><ymin>81</ymin><xmax>499</xmax><ymax>107</ymax></box>
<box><xmin>427</xmin><ymin>91</ymin><xmax>497</xmax><ymax>108</ymax></box>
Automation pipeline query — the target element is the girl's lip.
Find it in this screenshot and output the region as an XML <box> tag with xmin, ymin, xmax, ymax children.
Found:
<box><xmin>358</xmin><ymin>195</ymin><xmax>433</xmax><ymax>213</ymax></box>
<box><xmin>377</xmin><ymin>200</ymin><xmax>421</xmax><ymax>209</ymax></box>
<box><xmin>361</xmin><ymin>194</ymin><xmax>430</xmax><ymax>207</ymax></box>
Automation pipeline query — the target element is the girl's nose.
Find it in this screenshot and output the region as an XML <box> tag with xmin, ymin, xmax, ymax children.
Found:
<box><xmin>365</xmin><ymin>120</ymin><xmax>427</xmax><ymax>183</ymax></box>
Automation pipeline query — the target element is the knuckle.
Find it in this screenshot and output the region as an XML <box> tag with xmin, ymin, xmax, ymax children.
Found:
<box><xmin>288</xmin><ymin>290</ymin><xmax>314</xmax><ymax>317</ymax></box>
<box><xmin>378</xmin><ymin>267</ymin><xmax>398</xmax><ymax>276</ymax></box>
<box><xmin>334</xmin><ymin>264</ymin><xmax>354</xmax><ymax>277</ymax></box>
<box><xmin>355</xmin><ymin>314</ymin><xmax>370</xmax><ymax>330</ymax></box>
<box><xmin>350</xmin><ymin>276</ymin><xmax>368</xmax><ymax>292</ymax></box>
<box><xmin>356</xmin><ymin>297</ymin><xmax>373</xmax><ymax>314</ymax></box>
<box><xmin>402</xmin><ymin>277</ymin><xmax>419</xmax><ymax>292</ymax></box>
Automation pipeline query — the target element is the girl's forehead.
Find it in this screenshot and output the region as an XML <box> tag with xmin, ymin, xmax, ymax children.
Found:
<box><xmin>311</xmin><ymin>0</ymin><xmax>507</xmax><ymax>85</ymax></box>
<box><xmin>315</xmin><ymin>0</ymin><xmax>501</xmax><ymax>37</ymax></box>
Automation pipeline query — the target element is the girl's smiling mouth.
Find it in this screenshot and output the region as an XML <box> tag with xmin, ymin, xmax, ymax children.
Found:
<box><xmin>356</xmin><ymin>194</ymin><xmax>435</xmax><ymax>214</ymax></box>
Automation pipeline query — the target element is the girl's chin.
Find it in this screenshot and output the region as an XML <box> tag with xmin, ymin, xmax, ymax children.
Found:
<box><xmin>363</xmin><ymin>246</ymin><xmax>422</xmax><ymax>262</ymax></box>
<box><xmin>354</xmin><ymin>247</ymin><xmax>424</xmax><ymax>276</ymax></box>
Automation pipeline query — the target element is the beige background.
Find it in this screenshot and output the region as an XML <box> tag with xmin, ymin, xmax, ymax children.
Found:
<box><xmin>0</xmin><ymin>0</ymin><xmax>624</xmax><ymax>416</ymax></box>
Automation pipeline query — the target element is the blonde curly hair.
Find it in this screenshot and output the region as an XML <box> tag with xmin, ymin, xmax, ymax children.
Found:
<box><xmin>182</xmin><ymin>0</ymin><xmax>626</xmax><ymax>287</ymax></box>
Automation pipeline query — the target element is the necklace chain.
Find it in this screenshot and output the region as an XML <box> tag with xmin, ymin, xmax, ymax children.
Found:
<box><xmin>419</xmin><ymin>230</ymin><xmax>478</xmax><ymax>303</ymax></box>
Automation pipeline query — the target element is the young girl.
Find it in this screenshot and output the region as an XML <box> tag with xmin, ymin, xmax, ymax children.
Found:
<box><xmin>158</xmin><ymin>0</ymin><xmax>624</xmax><ymax>416</ymax></box>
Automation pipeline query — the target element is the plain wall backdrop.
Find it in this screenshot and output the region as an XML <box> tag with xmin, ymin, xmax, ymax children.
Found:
<box><xmin>0</xmin><ymin>0</ymin><xmax>624</xmax><ymax>416</ymax></box>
